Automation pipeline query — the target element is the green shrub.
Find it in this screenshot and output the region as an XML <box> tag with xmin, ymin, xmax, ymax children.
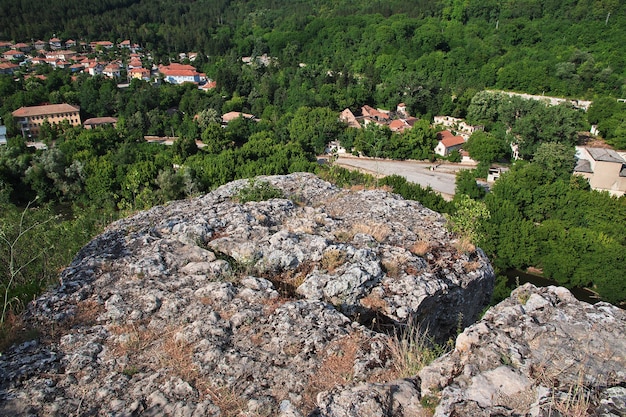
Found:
<box><xmin>235</xmin><ymin>179</ymin><xmax>283</xmax><ymax>203</ymax></box>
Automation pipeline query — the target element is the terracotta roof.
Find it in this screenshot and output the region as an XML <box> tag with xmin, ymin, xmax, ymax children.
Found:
<box><xmin>0</xmin><ymin>62</ymin><xmax>19</xmax><ymax>70</ymax></box>
<box><xmin>12</xmin><ymin>103</ymin><xmax>80</xmax><ymax>118</ymax></box>
<box><xmin>84</xmin><ymin>117</ymin><xmax>118</xmax><ymax>125</ymax></box>
<box><xmin>200</xmin><ymin>80</ymin><xmax>217</xmax><ymax>90</ymax></box>
<box><xmin>389</xmin><ymin>119</ymin><xmax>409</xmax><ymax>132</ymax></box>
<box><xmin>437</xmin><ymin>130</ymin><xmax>465</xmax><ymax>147</ymax></box>
<box><xmin>159</xmin><ymin>63</ymin><xmax>201</xmax><ymax>77</ymax></box>
<box><xmin>361</xmin><ymin>105</ymin><xmax>390</xmax><ymax>120</ymax></box>
<box><xmin>222</xmin><ymin>111</ymin><xmax>255</xmax><ymax>123</ymax></box>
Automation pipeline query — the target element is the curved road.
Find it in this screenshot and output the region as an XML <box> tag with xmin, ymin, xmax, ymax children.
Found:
<box><xmin>334</xmin><ymin>155</ymin><xmax>477</xmax><ymax>200</ymax></box>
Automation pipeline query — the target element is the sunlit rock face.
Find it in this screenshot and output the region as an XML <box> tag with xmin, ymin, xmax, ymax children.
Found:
<box><xmin>0</xmin><ymin>172</ymin><xmax>496</xmax><ymax>416</ymax></box>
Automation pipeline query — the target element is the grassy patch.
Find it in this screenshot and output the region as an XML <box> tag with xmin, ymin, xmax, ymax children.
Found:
<box><xmin>386</xmin><ymin>320</ymin><xmax>449</xmax><ymax>379</ymax></box>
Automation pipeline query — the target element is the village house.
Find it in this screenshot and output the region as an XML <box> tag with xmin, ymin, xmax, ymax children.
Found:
<box><xmin>199</xmin><ymin>80</ymin><xmax>217</xmax><ymax>91</ymax></box>
<box><xmin>361</xmin><ymin>105</ymin><xmax>391</xmax><ymax>126</ymax></box>
<box><xmin>2</xmin><ymin>50</ymin><xmax>25</xmax><ymax>61</ymax></box>
<box><xmin>0</xmin><ymin>117</ymin><xmax>7</xmax><ymax>145</ymax></box>
<box><xmin>90</xmin><ymin>41</ymin><xmax>115</xmax><ymax>50</ymax></box>
<box><xmin>128</xmin><ymin>67</ymin><xmax>151</xmax><ymax>81</ymax></box>
<box><xmin>158</xmin><ymin>63</ymin><xmax>205</xmax><ymax>85</ymax></box>
<box><xmin>435</xmin><ymin>130</ymin><xmax>465</xmax><ymax>156</ymax></box>
<box><xmin>33</xmin><ymin>40</ymin><xmax>47</xmax><ymax>50</ymax></box>
<box><xmin>12</xmin><ymin>103</ymin><xmax>81</xmax><ymax>138</ymax></box>
<box><xmin>574</xmin><ymin>146</ymin><xmax>626</xmax><ymax>197</ymax></box>
<box><xmin>13</xmin><ymin>43</ymin><xmax>31</xmax><ymax>52</ymax></box>
<box><xmin>221</xmin><ymin>111</ymin><xmax>257</xmax><ymax>125</ymax></box>
<box><xmin>339</xmin><ymin>108</ymin><xmax>361</xmax><ymax>129</ymax></box>
<box><xmin>45</xmin><ymin>51</ymin><xmax>76</xmax><ymax>61</ymax></box>
<box><xmin>102</xmin><ymin>62</ymin><xmax>122</xmax><ymax>78</ymax></box>
<box><xmin>83</xmin><ymin>117</ymin><xmax>118</xmax><ymax>129</ymax></box>
<box><xmin>49</xmin><ymin>37</ymin><xmax>63</xmax><ymax>50</ymax></box>
<box><xmin>433</xmin><ymin>115</ymin><xmax>482</xmax><ymax>140</ymax></box>
<box><xmin>0</xmin><ymin>62</ymin><xmax>19</xmax><ymax>75</ymax></box>
<box><xmin>65</xmin><ymin>39</ymin><xmax>77</xmax><ymax>49</ymax></box>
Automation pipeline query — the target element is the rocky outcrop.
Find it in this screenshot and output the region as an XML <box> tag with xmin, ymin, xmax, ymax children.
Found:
<box><xmin>318</xmin><ymin>284</ymin><xmax>626</xmax><ymax>417</ymax></box>
<box><xmin>0</xmin><ymin>173</ymin><xmax>494</xmax><ymax>416</ymax></box>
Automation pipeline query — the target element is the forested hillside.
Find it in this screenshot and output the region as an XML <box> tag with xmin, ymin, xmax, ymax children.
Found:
<box><xmin>2</xmin><ymin>0</ymin><xmax>625</xmax><ymax>101</ymax></box>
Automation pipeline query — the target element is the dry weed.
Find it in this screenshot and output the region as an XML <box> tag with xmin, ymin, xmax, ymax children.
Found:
<box><xmin>205</xmin><ymin>385</ymin><xmax>247</xmax><ymax>416</ymax></box>
<box><xmin>453</xmin><ymin>238</ymin><xmax>475</xmax><ymax>254</ymax></box>
<box><xmin>533</xmin><ymin>363</ymin><xmax>595</xmax><ymax>417</ymax></box>
<box><xmin>333</xmin><ymin>228</ymin><xmax>354</xmax><ymax>242</ymax></box>
<box><xmin>360</xmin><ymin>292</ymin><xmax>389</xmax><ymax>312</ymax></box>
<box><xmin>352</xmin><ymin>222</ymin><xmax>391</xmax><ymax>242</ymax></box>
<box><xmin>410</xmin><ymin>240</ymin><xmax>431</xmax><ymax>256</ymax></box>
<box><xmin>385</xmin><ymin>320</ymin><xmax>446</xmax><ymax>379</ymax></box>
<box><xmin>463</xmin><ymin>261</ymin><xmax>481</xmax><ymax>273</ymax></box>
<box><xmin>381</xmin><ymin>258</ymin><xmax>401</xmax><ymax>278</ymax></box>
<box><xmin>0</xmin><ymin>311</ymin><xmax>40</xmax><ymax>352</ymax></box>
<box><xmin>302</xmin><ymin>333</ymin><xmax>364</xmax><ymax>413</ymax></box>
<box><xmin>321</xmin><ymin>249</ymin><xmax>346</xmax><ymax>273</ymax></box>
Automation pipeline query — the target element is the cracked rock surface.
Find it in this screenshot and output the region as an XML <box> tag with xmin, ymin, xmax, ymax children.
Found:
<box><xmin>0</xmin><ymin>171</ymin><xmax>540</xmax><ymax>416</ymax></box>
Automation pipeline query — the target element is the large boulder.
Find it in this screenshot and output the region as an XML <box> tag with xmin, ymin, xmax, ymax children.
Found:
<box><xmin>317</xmin><ymin>284</ymin><xmax>626</xmax><ymax>417</ymax></box>
<box><xmin>0</xmin><ymin>173</ymin><xmax>495</xmax><ymax>416</ymax></box>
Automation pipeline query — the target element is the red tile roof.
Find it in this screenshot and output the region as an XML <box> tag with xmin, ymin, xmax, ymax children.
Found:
<box><xmin>13</xmin><ymin>103</ymin><xmax>80</xmax><ymax>118</ymax></box>
<box><xmin>437</xmin><ymin>130</ymin><xmax>465</xmax><ymax>147</ymax></box>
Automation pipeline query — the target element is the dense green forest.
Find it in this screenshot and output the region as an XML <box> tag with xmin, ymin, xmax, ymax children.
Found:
<box><xmin>1</xmin><ymin>0</ymin><xmax>626</xmax><ymax>341</ymax></box>
<box><xmin>2</xmin><ymin>0</ymin><xmax>626</xmax><ymax>102</ymax></box>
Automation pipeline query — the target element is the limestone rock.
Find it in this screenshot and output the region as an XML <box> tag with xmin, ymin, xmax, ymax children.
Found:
<box><xmin>0</xmin><ymin>173</ymin><xmax>493</xmax><ymax>416</ymax></box>
<box><xmin>318</xmin><ymin>284</ymin><xmax>626</xmax><ymax>417</ymax></box>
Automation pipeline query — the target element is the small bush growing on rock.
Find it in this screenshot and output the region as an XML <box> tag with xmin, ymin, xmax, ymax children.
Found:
<box><xmin>235</xmin><ymin>179</ymin><xmax>283</xmax><ymax>203</ymax></box>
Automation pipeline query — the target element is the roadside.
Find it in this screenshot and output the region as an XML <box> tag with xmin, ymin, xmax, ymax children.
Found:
<box><xmin>331</xmin><ymin>154</ymin><xmax>477</xmax><ymax>201</ymax></box>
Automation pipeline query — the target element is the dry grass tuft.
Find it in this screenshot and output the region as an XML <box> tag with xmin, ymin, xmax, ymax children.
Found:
<box><xmin>108</xmin><ymin>322</ymin><xmax>250</xmax><ymax>414</ymax></box>
<box><xmin>205</xmin><ymin>385</ymin><xmax>247</xmax><ymax>416</ymax></box>
<box><xmin>381</xmin><ymin>258</ymin><xmax>401</xmax><ymax>278</ymax></box>
<box><xmin>0</xmin><ymin>311</ymin><xmax>40</xmax><ymax>353</ymax></box>
<box><xmin>532</xmin><ymin>364</ymin><xmax>596</xmax><ymax>417</ymax></box>
<box><xmin>321</xmin><ymin>249</ymin><xmax>346</xmax><ymax>273</ymax></box>
<box><xmin>410</xmin><ymin>240</ymin><xmax>431</xmax><ymax>256</ymax></box>
<box><xmin>360</xmin><ymin>292</ymin><xmax>389</xmax><ymax>312</ymax></box>
<box><xmin>385</xmin><ymin>320</ymin><xmax>447</xmax><ymax>379</ymax></box>
<box><xmin>66</xmin><ymin>299</ymin><xmax>103</xmax><ymax>328</ymax></box>
<box><xmin>453</xmin><ymin>237</ymin><xmax>475</xmax><ymax>254</ymax></box>
<box><xmin>463</xmin><ymin>260</ymin><xmax>482</xmax><ymax>273</ymax></box>
<box><xmin>302</xmin><ymin>333</ymin><xmax>364</xmax><ymax>413</ymax></box>
<box><xmin>352</xmin><ymin>222</ymin><xmax>391</xmax><ymax>243</ymax></box>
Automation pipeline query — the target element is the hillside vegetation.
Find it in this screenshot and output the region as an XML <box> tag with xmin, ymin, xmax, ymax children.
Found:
<box><xmin>1</xmin><ymin>0</ymin><xmax>626</xmax><ymax>102</ymax></box>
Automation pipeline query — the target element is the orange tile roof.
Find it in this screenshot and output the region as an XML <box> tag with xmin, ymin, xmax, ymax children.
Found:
<box><xmin>438</xmin><ymin>130</ymin><xmax>465</xmax><ymax>147</ymax></box>
<box><xmin>13</xmin><ymin>103</ymin><xmax>80</xmax><ymax>118</ymax></box>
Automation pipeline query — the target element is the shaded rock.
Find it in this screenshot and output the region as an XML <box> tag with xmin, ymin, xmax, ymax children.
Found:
<box><xmin>317</xmin><ymin>284</ymin><xmax>626</xmax><ymax>417</ymax></box>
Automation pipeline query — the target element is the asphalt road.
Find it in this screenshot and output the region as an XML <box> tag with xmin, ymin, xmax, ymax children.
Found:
<box><xmin>334</xmin><ymin>155</ymin><xmax>476</xmax><ymax>200</ymax></box>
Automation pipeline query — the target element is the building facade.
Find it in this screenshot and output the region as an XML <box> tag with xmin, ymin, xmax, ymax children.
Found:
<box><xmin>574</xmin><ymin>147</ymin><xmax>626</xmax><ymax>197</ymax></box>
<box><xmin>12</xmin><ymin>104</ymin><xmax>81</xmax><ymax>139</ymax></box>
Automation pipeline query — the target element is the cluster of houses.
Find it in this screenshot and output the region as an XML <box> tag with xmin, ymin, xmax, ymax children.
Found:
<box><xmin>0</xmin><ymin>38</ymin><xmax>216</xmax><ymax>90</ymax></box>
<box><xmin>337</xmin><ymin>105</ymin><xmax>626</xmax><ymax>196</ymax></box>
<box><xmin>338</xmin><ymin>105</ymin><xmax>481</xmax><ymax>159</ymax></box>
